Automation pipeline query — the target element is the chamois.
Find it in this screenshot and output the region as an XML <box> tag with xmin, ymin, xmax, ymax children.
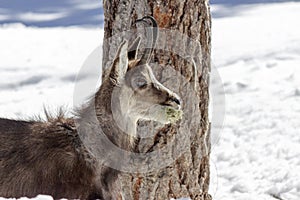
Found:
<box><xmin>0</xmin><ymin>16</ymin><xmax>182</xmax><ymax>199</ymax></box>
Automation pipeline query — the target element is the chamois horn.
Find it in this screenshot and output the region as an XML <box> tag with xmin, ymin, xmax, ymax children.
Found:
<box><xmin>134</xmin><ymin>16</ymin><xmax>158</xmax><ymax>65</ymax></box>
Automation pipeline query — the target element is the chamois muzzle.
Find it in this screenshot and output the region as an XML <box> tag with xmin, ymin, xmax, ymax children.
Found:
<box><xmin>162</xmin><ymin>94</ymin><xmax>181</xmax><ymax>110</ymax></box>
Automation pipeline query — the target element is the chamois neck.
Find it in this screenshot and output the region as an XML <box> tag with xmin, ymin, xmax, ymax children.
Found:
<box><xmin>79</xmin><ymin>79</ymin><xmax>137</xmax><ymax>151</ymax></box>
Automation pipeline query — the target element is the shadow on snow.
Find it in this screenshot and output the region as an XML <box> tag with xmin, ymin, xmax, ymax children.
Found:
<box><xmin>0</xmin><ymin>0</ymin><xmax>103</xmax><ymax>27</ymax></box>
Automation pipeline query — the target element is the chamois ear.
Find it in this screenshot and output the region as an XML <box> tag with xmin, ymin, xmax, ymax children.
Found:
<box><xmin>128</xmin><ymin>36</ymin><xmax>142</xmax><ymax>61</ymax></box>
<box><xmin>128</xmin><ymin>36</ymin><xmax>142</xmax><ymax>69</ymax></box>
<box><xmin>109</xmin><ymin>40</ymin><xmax>129</xmax><ymax>85</ymax></box>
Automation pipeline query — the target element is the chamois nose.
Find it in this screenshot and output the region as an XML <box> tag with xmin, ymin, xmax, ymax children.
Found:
<box><xmin>166</xmin><ymin>95</ymin><xmax>181</xmax><ymax>110</ymax></box>
<box><xmin>170</xmin><ymin>96</ymin><xmax>181</xmax><ymax>106</ymax></box>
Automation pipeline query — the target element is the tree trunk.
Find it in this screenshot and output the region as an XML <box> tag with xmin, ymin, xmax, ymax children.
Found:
<box><xmin>102</xmin><ymin>0</ymin><xmax>211</xmax><ymax>199</ymax></box>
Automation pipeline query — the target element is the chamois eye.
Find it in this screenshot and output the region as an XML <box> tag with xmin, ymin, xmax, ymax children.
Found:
<box><xmin>131</xmin><ymin>76</ymin><xmax>148</xmax><ymax>89</ymax></box>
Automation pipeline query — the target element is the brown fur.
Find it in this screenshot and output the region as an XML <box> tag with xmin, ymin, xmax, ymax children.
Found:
<box><xmin>0</xmin><ymin>117</ymin><xmax>102</xmax><ymax>199</ymax></box>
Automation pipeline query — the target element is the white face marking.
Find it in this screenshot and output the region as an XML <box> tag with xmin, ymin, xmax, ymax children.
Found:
<box><xmin>114</xmin><ymin>64</ymin><xmax>181</xmax><ymax>128</ymax></box>
<box><xmin>109</xmin><ymin>38</ymin><xmax>182</xmax><ymax>136</ymax></box>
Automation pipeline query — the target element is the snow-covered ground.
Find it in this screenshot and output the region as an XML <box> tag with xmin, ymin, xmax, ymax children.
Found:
<box><xmin>1</xmin><ymin>1</ymin><xmax>300</xmax><ymax>200</ymax></box>
<box><xmin>0</xmin><ymin>0</ymin><xmax>103</xmax><ymax>27</ymax></box>
<box><xmin>0</xmin><ymin>24</ymin><xmax>103</xmax><ymax>119</ymax></box>
<box><xmin>210</xmin><ymin>2</ymin><xmax>300</xmax><ymax>200</ymax></box>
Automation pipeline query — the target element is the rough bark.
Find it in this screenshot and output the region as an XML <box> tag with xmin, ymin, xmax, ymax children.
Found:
<box><xmin>102</xmin><ymin>0</ymin><xmax>211</xmax><ymax>199</ymax></box>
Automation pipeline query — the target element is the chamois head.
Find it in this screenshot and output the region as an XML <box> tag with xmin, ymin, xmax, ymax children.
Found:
<box><xmin>104</xmin><ymin>17</ymin><xmax>182</xmax><ymax>135</ymax></box>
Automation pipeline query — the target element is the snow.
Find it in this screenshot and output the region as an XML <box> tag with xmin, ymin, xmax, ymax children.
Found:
<box><xmin>3</xmin><ymin>195</ymin><xmax>54</xmax><ymax>200</ymax></box>
<box><xmin>0</xmin><ymin>24</ymin><xmax>103</xmax><ymax>119</ymax></box>
<box><xmin>0</xmin><ymin>0</ymin><xmax>103</xmax><ymax>27</ymax></box>
<box><xmin>1</xmin><ymin>1</ymin><xmax>300</xmax><ymax>200</ymax></box>
<box><xmin>210</xmin><ymin>2</ymin><xmax>300</xmax><ymax>200</ymax></box>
